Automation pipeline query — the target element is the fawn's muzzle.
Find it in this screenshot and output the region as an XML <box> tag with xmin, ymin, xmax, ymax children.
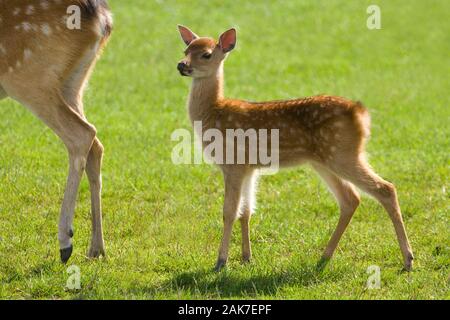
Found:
<box><xmin>177</xmin><ymin>62</ymin><xmax>191</xmax><ymax>76</ymax></box>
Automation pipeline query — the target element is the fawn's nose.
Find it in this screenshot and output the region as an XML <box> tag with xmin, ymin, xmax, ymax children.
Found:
<box><xmin>177</xmin><ymin>61</ymin><xmax>191</xmax><ymax>76</ymax></box>
<box><xmin>177</xmin><ymin>62</ymin><xmax>186</xmax><ymax>72</ymax></box>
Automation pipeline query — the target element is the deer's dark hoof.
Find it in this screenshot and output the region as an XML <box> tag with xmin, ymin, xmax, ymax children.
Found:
<box><xmin>242</xmin><ymin>254</ymin><xmax>252</xmax><ymax>264</ymax></box>
<box><xmin>403</xmin><ymin>254</ymin><xmax>414</xmax><ymax>272</ymax></box>
<box><xmin>88</xmin><ymin>246</ymin><xmax>106</xmax><ymax>259</ymax></box>
<box><xmin>60</xmin><ymin>245</ymin><xmax>73</xmax><ymax>264</ymax></box>
<box><xmin>214</xmin><ymin>259</ymin><xmax>227</xmax><ymax>272</ymax></box>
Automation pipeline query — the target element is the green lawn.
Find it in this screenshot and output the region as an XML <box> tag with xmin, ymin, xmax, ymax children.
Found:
<box><xmin>0</xmin><ymin>0</ymin><xmax>448</xmax><ymax>299</ymax></box>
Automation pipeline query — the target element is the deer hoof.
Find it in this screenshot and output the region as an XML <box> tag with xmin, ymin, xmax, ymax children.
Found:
<box><xmin>214</xmin><ymin>259</ymin><xmax>227</xmax><ymax>272</ymax></box>
<box><xmin>403</xmin><ymin>254</ymin><xmax>414</xmax><ymax>272</ymax></box>
<box><xmin>60</xmin><ymin>245</ymin><xmax>73</xmax><ymax>264</ymax></box>
<box><xmin>88</xmin><ymin>247</ymin><xmax>105</xmax><ymax>259</ymax></box>
<box><xmin>242</xmin><ymin>254</ymin><xmax>251</xmax><ymax>264</ymax></box>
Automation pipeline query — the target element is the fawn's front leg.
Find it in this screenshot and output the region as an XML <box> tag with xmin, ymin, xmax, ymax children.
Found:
<box><xmin>239</xmin><ymin>172</ymin><xmax>258</xmax><ymax>263</ymax></box>
<box><xmin>215</xmin><ymin>169</ymin><xmax>245</xmax><ymax>271</ymax></box>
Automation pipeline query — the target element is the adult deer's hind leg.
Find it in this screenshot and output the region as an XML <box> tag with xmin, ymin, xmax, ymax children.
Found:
<box><xmin>312</xmin><ymin>163</ymin><xmax>360</xmax><ymax>269</ymax></box>
<box><xmin>85</xmin><ymin>137</ymin><xmax>105</xmax><ymax>258</ymax></box>
<box><xmin>61</xmin><ymin>42</ymin><xmax>106</xmax><ymax>258</ymax></box>
<box><xmin>332</xmin><ymin>157</ymin><xmax>414</xmax><ymax>270</ymax></box>
<box><xmin>8</xmin><ymin>89</ymin><xmax>97</xmax><ymax>263</ymax></box>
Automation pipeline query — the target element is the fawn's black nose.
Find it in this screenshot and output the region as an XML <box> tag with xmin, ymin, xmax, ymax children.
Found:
<box><xmin>177</xmin><ymin>62</ymin><xmax>186</xmax><ymax>73</ymax></box>
<box><xmin>177</xmin><ymin>62</ymin><xmax>192</xmax><ymax>76</ymax></box>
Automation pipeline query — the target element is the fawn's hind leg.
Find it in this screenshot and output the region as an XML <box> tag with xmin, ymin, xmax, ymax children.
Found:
<box><xmin>331</xmin><ymin>157</ymin><xmax>414</xmax><ymax>270</ymax></box>
<box><xmin>312</xmin><ymin>163</ymin><xmax>360</xmax><ymax>266</ymax></box>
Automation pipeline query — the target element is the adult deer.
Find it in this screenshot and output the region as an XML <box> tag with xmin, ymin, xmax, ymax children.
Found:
<box><xmin>177</xmin><ymin>26</ymin><xmax>414</xmax><ymax>272</ymax></box>
<box><xmin>0</xmin><ymin>0</ymin><xmax>112</xmax><ymax>263</ymax></box>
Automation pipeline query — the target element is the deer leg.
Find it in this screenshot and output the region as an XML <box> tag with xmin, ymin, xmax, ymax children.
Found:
<box><xmin>59</xmin><ymin>40</ymin><xmax>106</xmax><ymax>259</ymax></box>
<box><xmin>333</xmin><ymin>158</ymin><xmax>414</xmax><ymax>271</ymax></box>
<box><xmin>56</xmin><ymin>100</ymin><xmax>96</xmax><ymax>263</ymax></box>
<box><xmin>312</xmin><ymin>163</ymin><xmax>360</xmax><ymax>268</ymax></box>
<box><xmin>11</xmin><ymin>91</ymin><xmax>97</xmax><ymax>263</ymax></box>
<box><xmin>85</xmin><ymin>137</ymin><xmax>105</xmax><ymax>258</ymax></box>
<box><xmin>239</xmin><ymin>171</ymin><xmax>258</xmax><ymax>263</ymax></box>
<box><xmin>215</xmin><ymin>169</ymin><xmax>245</xmax><ymax>271</ymax></box>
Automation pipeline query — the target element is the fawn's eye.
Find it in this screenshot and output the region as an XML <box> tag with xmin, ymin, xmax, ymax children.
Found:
<box><xmin>202</xmin><ymin>52</ymin><xmax>212</xmax><ymax>59</ymax></box>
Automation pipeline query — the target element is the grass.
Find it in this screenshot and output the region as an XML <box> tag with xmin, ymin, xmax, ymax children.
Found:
<box><xmin>0</xmin><ymin>0</ymin><xmax>449</xmax><ymax>299</ymax></box>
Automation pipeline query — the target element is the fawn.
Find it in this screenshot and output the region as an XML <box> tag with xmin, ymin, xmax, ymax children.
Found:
<box><xmin>177</xmin><ymin>25</ymin><xmax>414</xmax><ymax>271</ymax></box>
<box><xmin>0</xmin><ymin>0</ymin><xmax>112</xmax><ymax>263</ymax></box>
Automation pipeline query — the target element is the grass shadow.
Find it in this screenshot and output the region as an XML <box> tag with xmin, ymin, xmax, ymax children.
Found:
<box><xmin>133</xmin><ymin>261</ymin><xmax>348</xmax><ymax>298</ymax></box>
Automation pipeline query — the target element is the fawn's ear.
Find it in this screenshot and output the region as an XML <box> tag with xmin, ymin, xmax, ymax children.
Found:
<box><xmin>218</xmin><ymin>28</ymin><xmax>237</xmax><ymax>53</ymax></box>
<box><xmin>178</xmin><ymin>25</ymin><xmax>199</xmax><ymax>46</ymax></box>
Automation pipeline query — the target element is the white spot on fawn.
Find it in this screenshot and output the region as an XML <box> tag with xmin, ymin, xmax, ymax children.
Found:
<box><xmin>40</xmin><ymin>1</ymin><xmax>49</xmax><ymax>10</ymax></box>
<box><xmin>0</xmin><ymin>44</ymin><xmax>6</xmax><ymax>55</ymax></box>
<box><xmin>24</xmin><ymin>49</ymin><xmax>32</xmax><ymax>60</ymax></box>
<box><xmin>41</xmin><ymin>23</ymin><xmax>52</xmax><ymax>36</ymax></box>
<box><xmin>13</xmin><ymin>8</ymin><xmax>21</xmax><ymax>16</ymax></box>
<box><xmin>22</xmin><ymin>22</ymin><xmax>32</xmax><ymax>32</ymax></box>
<box><xmin>26</xmin><ymin>5</ymin><xmax>35</xmax><ymax>15</ymax></box>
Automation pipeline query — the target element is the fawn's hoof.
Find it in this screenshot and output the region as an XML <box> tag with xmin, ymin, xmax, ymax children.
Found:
<box><xmin>60</xmin><ymin>245</ymin><xmax>73</xmax><ymax>264</ymax></box>
<box><xmin>214</xmin><ymin>259</ymin><xmax>227</xmax><ymax>272</ymax></box>
<box><xmin>242</xmin><ymin>255</ymin><xmax>252</xmax><ymax>264</ymax></box>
